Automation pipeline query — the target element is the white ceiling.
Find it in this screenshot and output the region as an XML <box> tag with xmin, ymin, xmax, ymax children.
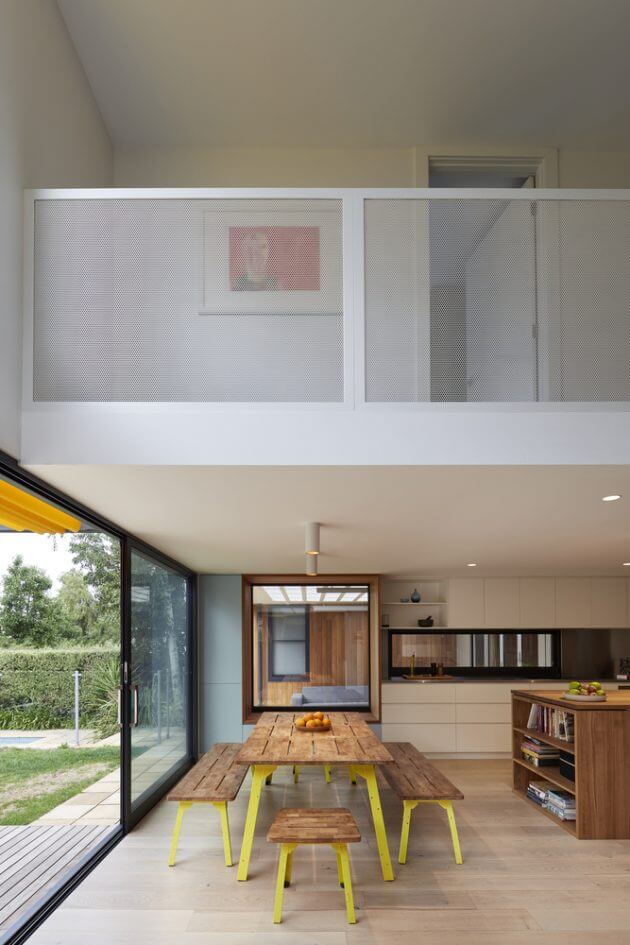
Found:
<box><xmin>26</xmin><ymin>464</ymin><xmax>630</xmax><ymax>577</ymax></box>
<box><xmin>57</xmin><ymin>0</ymin><xmax>630</xmax><ymax>150</ymax></box>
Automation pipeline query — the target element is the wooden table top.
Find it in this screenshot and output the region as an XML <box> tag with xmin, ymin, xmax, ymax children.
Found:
<box><xmin>236</xmin><ymin>711</ymin><xmax>394</xmax><ymax>766</ymax></box>
<box><xmin>514</xmin><ymin>689</ymin><xmax>630</xmax><ymax>710</ymax></box>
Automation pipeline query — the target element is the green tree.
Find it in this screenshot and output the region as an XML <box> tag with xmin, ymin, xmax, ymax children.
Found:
<box><xmin>68</xmin><ymin>533</ymin><xmax>120</xmax><ymax>643</ymax></box>
<box><xmin>56</xmin><ymin>570</ymin><xmax>93</xmax><ymax>642</ymax></box>
<box><xmin>0</xmin><ymin>556</ymin><xmax>62</xmax><ymax>646</ymax></box>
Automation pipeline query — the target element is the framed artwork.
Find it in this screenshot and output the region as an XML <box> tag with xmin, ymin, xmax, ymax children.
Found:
<box><xmin>201</xmin><ymin>210</ymin><xmax>342</xmax><ymax>315</ymax></box>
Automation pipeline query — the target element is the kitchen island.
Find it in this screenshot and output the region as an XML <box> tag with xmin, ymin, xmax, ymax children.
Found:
<box><xmin>512</xmin><ymin>689</ymin><xmax>630</xmax><ymax>839</ymax></box>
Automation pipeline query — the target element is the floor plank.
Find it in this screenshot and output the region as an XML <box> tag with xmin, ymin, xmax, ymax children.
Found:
<box><xmin>24</xmin><ymin>760</ymin><xmax>630</xmax><ymax>944</ymax></box>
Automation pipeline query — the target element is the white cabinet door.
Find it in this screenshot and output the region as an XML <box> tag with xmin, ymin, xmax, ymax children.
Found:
<box><xmin>484</xmin><ymin>579</ymin><xmax>519</xmax><ymax>628</ymax></box>
<box><xmin>448</xmin><ymin>579</ymin><xmax>485</xmax><ymax>627</ymax></box>
<box><xmin>591</xmin><ymin>578</ymin><xmax>628</xmax><ymax>627</ymax></box>
<box><xmin>519</xmin><ymin>578</ymin><xmax>555</xmax><ymax>627</ymax></box>
<box><xmin>555</xmin><ymin>578</ymin><xmax>591</xmax><ymax>627</ymax></box>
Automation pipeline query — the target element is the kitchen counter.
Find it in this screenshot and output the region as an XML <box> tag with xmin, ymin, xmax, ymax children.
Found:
<box><xmin>386</xmin><ymin>677</ymin><xmax>624</xmax><ymax>684</ymax></box>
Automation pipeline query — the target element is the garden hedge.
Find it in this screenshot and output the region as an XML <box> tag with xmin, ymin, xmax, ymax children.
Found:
<box><xmin>0</xmin><ymin>647</ymin><xmax>118</xmax><ymax>730</ymax></box>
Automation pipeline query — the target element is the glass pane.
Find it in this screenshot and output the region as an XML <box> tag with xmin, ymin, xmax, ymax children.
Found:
<box><xmin>390</xmin><ymin>631</ymin><xmax>558</xmax><ymax>674</ymax></box>
<box><xmin>130</xmin><ymin>551</ymin><xmax>188</xmax><ymax>806</ymax></box>
<box><xmin>252</xmin><ymin>584</ymin><xmax>369</xmax><ymax>708</ymax></box>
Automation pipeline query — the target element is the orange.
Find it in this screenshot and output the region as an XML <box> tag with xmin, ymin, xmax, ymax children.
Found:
<box><xmin>313</xmin><ymin>711</ymin><xmax>324</xmax><ymax>720</ymax></box>
<box><xmin>306</xmin><ymin>719</ymin><xmax>319</xmax><ymax>729</ymax></box>
<box><xmin>295</xmin><ymin>717</ymin><xmax>306</xmax><ymax>728</ymax></box>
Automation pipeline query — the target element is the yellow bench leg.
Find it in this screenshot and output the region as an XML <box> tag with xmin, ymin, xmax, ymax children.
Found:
<box><xmin>168</xmin><ymin>801</ymin><xmax>191</xmax><ymax>867</ymax></box>
<box><xmin>212</xmin><ymin>801</ymin><xmax>233</xmax><ymax>867</ymax></box>
<box><xmin>284</xmin><ymin>848</ymin><xmax>294</xmax><ymax>887</ymax></box>
<box><xmin>439</xmin><ymin>800</ymin><xmax>463</xmax><ymax>864</ymax></box>
<box><xmin>332</xmin><ymin>843</ymin><xmax>356</xmax><ymax>924</ymax></box>
<box><xmin>398</xmin><ymin>800</ymin><xmax>418</xmax><ymax>865</ymax></box>
<box><xmin>348</xmin><ymin>766</ymin><xmax>357</xmax><ymax>785</ymax></box>
<box><xmin>323</xmin><ymin>765</ymin><xmax>332</xmax><ymax>783</ymax></box>
<box><xmin>237</xmin><ymin>764</ymin><xmax>276</xmax><ymax>881</ymax></box>
<box><xmin>354</xmin><ymin>765</ymin><xmax>394</xmax><ymax>881</ymax></box>
<box><xmin>292</xmin><ymin>765</ymin><xmax>300</xmax><ymax>783</ymax></box>
<box><xmin>335</xmin><ymin>847</ymin><xmax>344</xmax><ymax>887</ymax></box>
<box><xmin>273</xmin><ymin>842</ymin><xmax>296</xmax><ymax>923</ymax></box>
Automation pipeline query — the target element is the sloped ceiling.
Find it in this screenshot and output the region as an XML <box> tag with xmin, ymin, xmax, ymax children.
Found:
<box><xmin>57</xmin><ymin>0</ymin><xmax>630</xmax><ymax>149</ymax></box>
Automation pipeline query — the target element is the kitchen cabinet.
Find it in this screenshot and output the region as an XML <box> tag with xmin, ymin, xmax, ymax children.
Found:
<box><xmin>555</xmin><ymin>578</ymin><xmax>592</xmax><ymax>627</ymax></box>
<box><xmin>484</xmin><ymin>578</ymin><xmax>519</xmax><ymax>627</ymax></box>
<box><xmin>448</xmin><ymin>579</ymin><xmax>485</xmax><ymax>627</ymax></box>
<box><xmin>591</xmin><ymin>577</ymin><xmax>627</xmax><ymax>627</ymax></box>
<box><xmin>518</xmin><ymin>578</ymin><xmax>555</xmax><ymax>627</ymax></box>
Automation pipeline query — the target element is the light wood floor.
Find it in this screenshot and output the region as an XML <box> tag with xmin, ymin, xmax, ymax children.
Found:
<box><xmin>28</xmin><ymin>760</ymin><xmax>630</xmax><ymax>945</ymax></box>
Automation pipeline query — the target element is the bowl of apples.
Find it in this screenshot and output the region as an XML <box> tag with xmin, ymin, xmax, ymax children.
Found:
<box><xmin>563</xmin><ymin>681</ymin><xmax>607</xmax><ymax>702</ymax></box>
<box><xmin>294</xmin><ymin>711</ymin><xmax>332</xmax><ymax>732</ymax></box>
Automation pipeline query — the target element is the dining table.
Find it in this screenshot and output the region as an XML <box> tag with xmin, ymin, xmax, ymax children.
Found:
<box><xmin>235</xmin><ymin>711</ymin><xmax>395</xmax><ymax>882</ymax></box>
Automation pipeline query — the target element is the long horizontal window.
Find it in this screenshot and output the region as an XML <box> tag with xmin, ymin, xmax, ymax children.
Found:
<box><xmin>388</xmin><ymin>629</ymin><xmax>560</xmax><ymax>678</ymax></box>
<box><xmin>250</xmin><ymin>583</ymin><xmax>370</xmax><ymax>709</ymax></box>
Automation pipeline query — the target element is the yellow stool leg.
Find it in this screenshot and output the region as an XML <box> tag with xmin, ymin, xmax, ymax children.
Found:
<box><xmin>292</xmin><ymin>765</ymin><xmax>300</xmax><ymax>783</ymax></box>
<box><xmin>212</xmin><ymin>801</ymin><xmax>232</xmax><ymax>867</ymax></box>
<box><xmin>237</xmin><ymin>764</ymin><xmax>275</xmax><ymax>881</ymax></box>
<box><xmin>333</xmin><ymin>844</ymin><xmax>356</xmax><ymax>924</ymax></box>
<box><xmin>335</xmin><ymin>847</ymin><xmax>344</xmax><ymax>887</ymax></box>
<box><xmin>348</xmin><ymin>766</ymin><xmax>357</xmax><ymax>785</ymax></box>
<box><xmin>323</xmin><ymin>765</ymin><xmax>332</xmax><ymax>783</ymax></box>
<box><xmin>273</xmin><ymin>843</ymin><xmax>296</xmax><ymax>923</ymax></box>
<box><xmin>439</xmin><ymin>800</ymin><xmax>463</xmax><ymax>864</ymax></box>
<box><xmin>398</xmin><ymin>799</ymin><xmax>418</xmax><ymax>864</ymax></box>
<box><xmin>354</xmin><ymin>765</ymin><xmax>394</xmax><ymax>881</ymax></box>
<box><xmin>284</xmin><ymin>849</ymin><xmax>294</xmax><ymax>887</ymax></box>
<box><xmin>168</xmin><ymin>801</ymin><xmax>191</xmax><ymax>867</ymax></box>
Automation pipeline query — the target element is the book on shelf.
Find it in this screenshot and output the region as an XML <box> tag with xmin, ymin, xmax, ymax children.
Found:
<box><xmin>527</xmin><ymin>780</ymin><xmax>548</xmax><ymax>806</ymax></box>
<box><xmin>526</xmin><ymin>702</ymin><xmax>574</xmax><ymax>742</ymax></box>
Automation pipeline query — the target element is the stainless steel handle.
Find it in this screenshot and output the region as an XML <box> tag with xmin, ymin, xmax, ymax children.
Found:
<box><xmin>117</xmin><ymin>686</ymin><xmax>122</xmax><ymax>727</ymax></box>
<box><xmin>133</xmin><ymin>684</ymin><xmax>139</xmax><ymax>727</ymax></box>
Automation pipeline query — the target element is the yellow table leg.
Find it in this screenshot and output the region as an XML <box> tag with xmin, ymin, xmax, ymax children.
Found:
<box><xmin>237</xmin><ymin>764</ymin><xmax>276</xmax><ymax>881</ymax></box>
<box><xmin>398</xmin><ymin>799</ymin><xmax>418</xmax><ymax>864</ymax></box>
<box><xmin>211</xmin><ymin>801</ymin><xmax>233</xmax><ymax>867</ymax></box>
<box><xmin>273</xmin><ymin>842</ymin><xmax>296</xmax><ymax>923</ymax></box>
<box><xmin>323</xmin><ymin>765</ymin><xmax>332</xmax><ymax>783</ymax></box>
<box><xmin>335</xmin><ymin>847</ymin><xmax>344</xmax><ymax>887</ymax></box>
<box><xmin>354</xmin><ymin>765</ymin><xmax>394</xmax><ymax>881</ymax></box>
<box><xmin>348</xmin><ymin>766</ymin><xmax>357</xmax><ymax>785</ymax></box>
<box><xmin>284</xmin><ymin>848</ymin><xmax>294</xmax><ymax>887</ymax></box>
<box><xmin>292</xmin><ymin>765</ymin><xmax>300</xmax><ymax>783</ymax></box>
<box><xmin>332</xmin><ymin>843</ymin><xmax>356</xmax><ymax>923</ymax></box>
<box><xmin>168</xmin><ymin>801</ymin><xmax>191</xmax><ymax>867</ymax></box>
<box><xmin>438</xmin><ymin>800</ymin><xmax>463</xmax><ymax>864</ymax></box>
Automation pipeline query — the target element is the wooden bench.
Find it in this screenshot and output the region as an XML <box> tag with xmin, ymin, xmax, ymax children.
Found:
<box><xmin>380</xmin><ymin>742</ymin><xmax>464</xmax><ymax>865</ymax></box>
<box><xmin>267</xmin><ymin>808</ymin><xmax>360</xmax><ymax>924</ymax></box>
<box><xmin>167</xmin><ymin>743</ymin><xmax>249</xmax><ymax>867</ymax></box>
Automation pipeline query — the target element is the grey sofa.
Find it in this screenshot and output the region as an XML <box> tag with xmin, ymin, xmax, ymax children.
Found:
<box><xmin>290</xmin><ymin>685</ymin><xmax>369</xmax><ymax>708</ymax></box>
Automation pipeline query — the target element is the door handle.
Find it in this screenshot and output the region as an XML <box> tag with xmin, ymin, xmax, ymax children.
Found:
<box><xmin>117</xmin><ymin>686</ymin><xmax>122</xmax><ymax>728</ymax></box>
<box><xmin>133</xmin><ymin>684</ymin><xmax>139</xmax><ymax>727</ymax></box>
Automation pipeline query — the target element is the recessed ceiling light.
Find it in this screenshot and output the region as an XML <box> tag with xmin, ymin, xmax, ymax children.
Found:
<box><xmin>467</xmin><ymin>562</ymin><xmax>477</xmax><ymax>568</ymax></box>
<box><xmin>602</xmin><ymin>494</ymin><xmax>622</xmax><ymax>502</ymax></box>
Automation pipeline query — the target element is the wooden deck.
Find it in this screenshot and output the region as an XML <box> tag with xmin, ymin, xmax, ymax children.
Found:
<box><xmin>0</xmin><ymin>824</ymin><xmax>113</xmax><ymax>934</ymax></box>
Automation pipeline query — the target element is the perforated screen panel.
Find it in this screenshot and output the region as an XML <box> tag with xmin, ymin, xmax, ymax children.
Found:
<box><xmin>33</xmin><ymin>199</ymin><xmax>343</xmax><ymax>402</ymax></box>
<box><xmin>365</xmin><ymin>198</ymin><xmax>630</xmax><ymax>402</ymax></box>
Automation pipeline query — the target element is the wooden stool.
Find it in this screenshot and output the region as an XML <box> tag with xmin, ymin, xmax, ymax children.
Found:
<box><xmin>267</xmin><ymin>808</ymin><xmax>360</xmax><ymax>924</ymax></box>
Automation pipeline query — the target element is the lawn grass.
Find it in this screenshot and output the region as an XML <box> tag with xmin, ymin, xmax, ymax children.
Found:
<box><xmin>0</xmin><ymin>746</ymin><xmax>120</xmax><ymax>825</ymax></box>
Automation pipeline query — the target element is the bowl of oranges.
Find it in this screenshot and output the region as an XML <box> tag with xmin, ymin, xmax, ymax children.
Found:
<box><xmin>294</xmin><ymin>711</ymin><xmax>331</xmax><ymax>732</ymax></box>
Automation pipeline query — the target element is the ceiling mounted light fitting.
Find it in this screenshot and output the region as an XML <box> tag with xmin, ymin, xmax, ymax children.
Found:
<box><xmin>305</xmin><ymin>521</ymin><xmax>320</xmax><ymax>556</ymax></box>
<box><xmin>305</xmin><ymin>554</ymin><xmax>318</xmax><ymax>577</ymax></box>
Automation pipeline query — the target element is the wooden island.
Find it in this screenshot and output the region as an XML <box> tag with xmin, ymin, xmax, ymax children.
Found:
<box><xmin>512</xmin><ymin>689</ymin><xmax>630</xmax><ymax>839</ymax></box>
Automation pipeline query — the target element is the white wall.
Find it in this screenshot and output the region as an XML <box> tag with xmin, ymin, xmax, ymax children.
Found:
<box><xmin>0</xmin><ymin>0</ymin><xmax>112</xmax><ymax>459</ymax></box>
<box><xmin>113</xmin><ymin>145</ymin><xmax>630</xmax><ymax>189</ymax></box>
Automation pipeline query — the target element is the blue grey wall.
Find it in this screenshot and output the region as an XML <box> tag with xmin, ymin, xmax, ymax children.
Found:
<box><xmin>199</xmin><ymin>574</ymin><xmax>253</xmax><ymax>750</ymax></box>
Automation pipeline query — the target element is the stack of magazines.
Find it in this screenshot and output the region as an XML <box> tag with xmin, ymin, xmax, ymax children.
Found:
<box><xmin>521</xmin><ymin>736</ymin><xmax>559</xmax><ymax>767</ymax></box>
<box><xmin>542</xmin><ymin>789</ymin><xmax>576</xmax><ymax>821</ymax></box>
<box><xmin>526</xmin><ymin>780</ymin><xmax>548</xmax><ymax>806</ymax></box>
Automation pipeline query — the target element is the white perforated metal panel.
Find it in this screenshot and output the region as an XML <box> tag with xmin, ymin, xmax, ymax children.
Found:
<box><xmin>33</xmin><ymin>198</ymin><xmax>343</xmax><ymax>402</ymax></box>
<box><xmin>365</xmin><ymin>198</ymin><xmax>630</xmax><ymax>402</ymax></box>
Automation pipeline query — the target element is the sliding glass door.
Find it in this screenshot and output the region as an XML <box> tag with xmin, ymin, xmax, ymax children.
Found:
<box><xmin>127</xmin><ymin>548</ymin><xmax>194</xmax><ymax>823</ymax></box>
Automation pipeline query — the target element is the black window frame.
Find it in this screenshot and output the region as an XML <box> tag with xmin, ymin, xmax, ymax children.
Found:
<box><xmin>266</xmin><ymin>606</ymin><xmax>310</xmax><ymax>682</ymax></box>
